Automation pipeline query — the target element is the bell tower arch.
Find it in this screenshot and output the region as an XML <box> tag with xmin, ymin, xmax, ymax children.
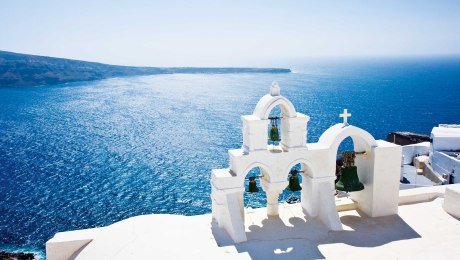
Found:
<box><xmin>318</xmin><ymin>123</ymin><xmax>401</xmax><ymax>217</ymax></box>
<box><xmin>242</xmin><ymin>82</ymin><xmax>310</xmax><ymax>153</ymax></box>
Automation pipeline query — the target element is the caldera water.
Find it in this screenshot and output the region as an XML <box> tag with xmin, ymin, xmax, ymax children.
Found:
<box><xmin>1</xmin><ymin>57</ymin><xmax>459</xmax><ymax>257</ymax></box>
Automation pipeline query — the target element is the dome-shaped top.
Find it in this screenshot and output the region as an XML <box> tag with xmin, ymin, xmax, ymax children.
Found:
<box><xmin>253</xmin><ymin>82</ymin><xmax>297</xmax><ymax>119</ymax></box>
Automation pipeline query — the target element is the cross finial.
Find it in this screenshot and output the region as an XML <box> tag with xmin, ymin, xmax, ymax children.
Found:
<box><xmin>340</xmin><ymin>109</ymin><xmax>351</xmax><ymax>126</ymax></box>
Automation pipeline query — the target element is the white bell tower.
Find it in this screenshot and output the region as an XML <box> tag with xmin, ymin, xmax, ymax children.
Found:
<box><xmin>211</xmin><ymin>82</ymin><xmax>402</xmax><ymax>244</ymax></box>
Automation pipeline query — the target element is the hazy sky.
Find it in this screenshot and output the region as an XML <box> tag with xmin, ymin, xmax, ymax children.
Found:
<box><xmin>1</xmin><ymin>0</ymin><xmax>459</xmax><ymax>67</ymax></box>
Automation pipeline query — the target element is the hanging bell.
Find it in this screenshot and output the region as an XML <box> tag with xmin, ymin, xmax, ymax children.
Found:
<box><xmin>247</xmin><ymin>177</ymin><xmax>260</xmax><ymax>193</ymax></box>
<box><xmin>335</xmin><ymin>166</ymin><xmax>364</xmax><ymax>192</ymax></box>
<box><xmin>287</xmin><ymin>171</ymin><xmax>302</xmax><ymax>192</ymax></box>
<box><xmin>269</xmin><ymin>124</ymin><xmax>281</xmax><ymax>142</ymax></box>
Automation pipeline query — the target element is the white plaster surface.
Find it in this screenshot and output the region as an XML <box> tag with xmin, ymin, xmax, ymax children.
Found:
<box><xmin>443</xmin><ymin>185</ymin><xmax>460</xmax><ymax>218</ymax></box>
<box><xmin>398</xmin><ymin>185</ymin><xmax>446</xmax><ymax>205</ymax></box>
<box><xmin>431</xmin><ymin>150</ymin><xmax>460</xmax><ymax>181</ymax></box>
<box><xmin>46</xmin><ymin>227</ymin><xmax>101</xmax><ymax>260</ymax></box>
<box><xmin>401</xmin><ymin>142</ymin><xmax>430</xmax><ymax>164</ymax></box>
<box><xmin>51</xmin><ymin>194</ymin><xmax>460</xmax><ymax>260</ymax></box>
<box><xmin>431</xmin><ymin>126</ymin><xmax>460</xmax><ymax>151</ymax></box>
<box><xmin>400</xmin><ymin>164</ymin><xmax>437</xmax><ymax>189</ymax></box>
<box><xmin>213</xmin><ymin>85</ymin><xmax>402</xmax><ymax>242</ymax></box>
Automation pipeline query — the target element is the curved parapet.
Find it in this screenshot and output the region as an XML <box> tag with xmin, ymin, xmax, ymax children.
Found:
<box><xmin>211</xmin><ymin>160</ymin><xmax>274</xmax><ymax>191</ymax></box>
<box><xmin>243</xmin><ymin>82</ymin><xmax>307</xmax><ymax>153</ymax></box>
<box><xmin>318</xmin><ymin>124</ymin><xmax>377</xmax><ymax>152</ymax></box>
<box><xmin>253</xmin><ymin>82</ymin><xmax>297</xmax><ymax>119</ymax></box>
<box><xmin>284</xmin><ymin>158</ymin><xmax>316</xmax><ymax>178</ymax></box>
<box><xmin>318</xmin><ymin>123</ymin><xmax>401</xmax><ymax>217</ymax></box>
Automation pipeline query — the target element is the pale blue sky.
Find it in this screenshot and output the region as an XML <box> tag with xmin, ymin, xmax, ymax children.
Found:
<box><xmin>1</xmin><ymin>0</ymin><xmax>459</xmax><ymax>67</ymax></box>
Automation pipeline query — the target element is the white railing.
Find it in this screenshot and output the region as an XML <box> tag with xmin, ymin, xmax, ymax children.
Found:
<box><xmin>401</xmin><ymin>142</ymin><xmax>430</xmax><ymax>165</ymax></box>
<box><xmin>431</xmin><ymin>151</ymin><xmax>460</xmax><ymax>183</ymax></box>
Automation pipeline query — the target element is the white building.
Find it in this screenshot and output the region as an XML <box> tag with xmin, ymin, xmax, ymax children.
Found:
<box><xmin>430</xmin><ymin>125</ymin><xmax>460</xmax><ymax>183</ymax></box>
<box><xmin>400</xmin><ymin>125</ymin><xmax>460</xmax><ymax>187</ymax></box>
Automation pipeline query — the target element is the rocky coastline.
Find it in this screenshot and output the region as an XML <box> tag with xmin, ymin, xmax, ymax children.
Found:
<box><xmin>0</xmin><ymin>251</ymin><xmax>35</xmax><ymax>260</ymax></box>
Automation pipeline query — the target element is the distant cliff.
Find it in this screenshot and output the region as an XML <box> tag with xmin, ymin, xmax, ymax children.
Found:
<box><xmin>0</xmin><ymin>51</ymin><xmax>290</xmax><ymax>87</ymax></box>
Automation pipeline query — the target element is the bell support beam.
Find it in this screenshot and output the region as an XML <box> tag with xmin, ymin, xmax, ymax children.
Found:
<box><xmin>317</xmin><ymin>181</ymin><xmax>343</xmax><ymax>231</ymax></box>
<box><xmin>350</xmin><ymin>140</ymin><xmax>402</xmax><ymax>217</ymax></box>
<box><xmin>301</xmin><ymin>176</ymin><xmax>336</xmax><ymax>217</ymax></box>
<box><xmin>280</xmin><ymin>113</ymin><xmax>310</xmax><ymax>151</ymax></box>
<box><xmin>211</xmin><ymin>184</ymin><xmax>247</xmax><ymax>242</ymax></box>
<box><xmin>211</xmin><ymin>168</ymin><xmax>240</xmax><ymax>190</ymax></box>
<box><xmin>260</xmin><ymin>178</ymin><xmax>289</xmax><ymax>216</ymax></box>
<box><xmin>241</xmin><ymin>115</ymin><xmax>270</xmax><ymax>154</ymax></box>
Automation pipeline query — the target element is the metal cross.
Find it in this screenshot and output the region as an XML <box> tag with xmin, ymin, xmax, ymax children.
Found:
<box><xmin>340</xmin><ymin>109</ymin><xmax>351</xmax><ymax>125</ymax></box>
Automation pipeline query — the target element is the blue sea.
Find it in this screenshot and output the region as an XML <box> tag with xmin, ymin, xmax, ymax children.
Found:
<box><xmin>1</xmin><ymin>57</ymin><xmax>459</xmax><ymax>257</ymax></box>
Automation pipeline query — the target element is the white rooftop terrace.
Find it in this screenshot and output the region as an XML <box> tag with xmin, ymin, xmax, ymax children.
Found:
<box><xmin>47</xmin><ymin>184</ymin><xmax>460</xmax><ymax>260</ymax></box>
<box><xmin>400</xmin><ymin>164</ymin><xmax>438</xmax><ymax>188</ymax></box>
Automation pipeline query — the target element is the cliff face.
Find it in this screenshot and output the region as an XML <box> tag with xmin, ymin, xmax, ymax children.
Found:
<box><xmin>0</xmin><ymin>51</ymin><xmax>290</xmax><ymax>87</ymax></box>
<box><xmin>0</xmin><ymin>51</ymin><xmax>167</xmax><ymax>87</ymax></box>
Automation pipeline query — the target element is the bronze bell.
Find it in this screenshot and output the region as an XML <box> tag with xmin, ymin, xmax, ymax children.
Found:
<box><xmin>247</xmin><ymin>177</ymin><xmax>260</xmax><ymax>193</ymax></box>
<box><xmin>268</xmin><ymin>117</ymin><xmax>281</xmax><ymax>142</ymax></box>
<box><xmin>269</xmin><ymin>124</ymin><xmax>281</xmax><ymax>142</ymax></box>
<box><xmin>335</xmin><ymin>166</ymin><xmax>364</xmax><ymax>192</ymax></box>
<box><xmin>287</xmin><ymin>171</ymin><xmax>302</xmax><ymax>192</ymax></box>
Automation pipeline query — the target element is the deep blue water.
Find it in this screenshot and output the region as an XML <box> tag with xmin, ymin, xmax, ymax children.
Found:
<box><xmin>1</xmin><ymin>57</ymin><xmax>459</xmax><ymax>257</ymax></box>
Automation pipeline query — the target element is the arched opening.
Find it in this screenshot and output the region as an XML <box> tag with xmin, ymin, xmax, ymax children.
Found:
<box><xmin>253</xmin><ymin>94</ymin><xmax>297</xmax><ymax>120</ymax></box>
<box><xmin>334</xmin><ymin>136</ymin><xmax>367</xmax><ymax>198</ymax></box>
<box><xmin>281</xmin><ymin>163</ymin><xmax>303</xmax><ymax>204</ymax></box>
<box><xmin>282</xmin><ymin>160</ymin><xmax>315</xmax><ymax>210</ymax></box>
<box><xmin>243</xmin><ymin>167</ymin><xmax>267</xmax><ymax>210</ymax></box>
<box><xmin>267</xmin><ymin>105</ymin><xmax>283</xmax><ymax>151</ymax></box>
<box><xmin>337</xmin><ymin>136</ymin><xmax>354</xmax><ymax>152</ymax></box>
<box><xmin>316</xmin><ymin>124</ymin><xmax>387</xmax><ymax>221</ymax></box>
<box><xmin>241</xmin><ymin>165</ymin><xmax>277</xmax><ymax>233</ymax></box>
<box><xmin>336</xmin><ymin>137</ymin><xmax>353</xmax><ymax>186</ymax></box>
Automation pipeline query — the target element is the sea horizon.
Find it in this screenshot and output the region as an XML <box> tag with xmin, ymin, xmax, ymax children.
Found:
<box><xmin>1</xmin><ymin>56</ymin><xmax>459</xmax><ymax>257</ymax></box>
